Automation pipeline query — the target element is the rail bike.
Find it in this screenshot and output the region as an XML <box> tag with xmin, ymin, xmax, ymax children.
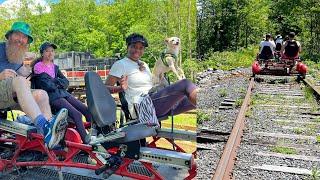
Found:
<box><xmin>252</xmin><ymin>51</ymin><xmax>307</xmax><ymax>78</ymax></box>
<box><xmin>0</xmin><ymin>72</ymin><xmax>196</xmax><ymax>179</ymax></box>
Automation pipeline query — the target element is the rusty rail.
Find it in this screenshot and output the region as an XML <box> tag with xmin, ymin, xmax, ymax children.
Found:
<box><xmin>303</xmin><ymin>78</ymin><xmax>320</xmax><ymax>96</ymax></box>
<box><xmin>212</xmin><ymin>78</ymin><xmax>255</xmax><ymax>180</ymax></box>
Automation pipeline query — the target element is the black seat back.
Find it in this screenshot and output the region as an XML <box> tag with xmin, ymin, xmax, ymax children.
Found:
<box><xmin>259</xmin><ymin>46</ymin><xmax>273</xmax><ymax>60</ymax></box>
<box><xmin>285</xmin><ymin>41</ymin><xmax>299</xmax><ymax>58</ymax></box>
<box><xmin>275</xmin><ymin>43</ymin><xmax>282</xmax><ymax>51</ymax></box>
<box><xmin>85</xmin><ymin>72</ymin><xmax>116</xmax><ymax>127</ymax></box>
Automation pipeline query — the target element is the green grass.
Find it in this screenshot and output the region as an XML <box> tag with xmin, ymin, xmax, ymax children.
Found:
<box><xmin>162</xmin><ymin>111</ymin><xmax>197</xmax><ymax>127</ymax></box>
<box><xmin>293</xmin><ymin>127</ymin><xmax>303</xmax><ymax>134</ymax></box>
<box><xmin>313</xmin><ymin>118</ymin><xmax>320</xmax><ymax>123</ymax></box>
<box><xmin>235</xmin><ymin>99</ymin><xmax>243</xmax><ymax>108</ymax></box>
<box><xmin>304</xmin><ymin>86</ymin><xmax>315</xmax><ymax>103</ymax></box>
<box><xmin>305</xmin><ymin>60</ymin><xmax>320</xmax><ymax>80</ymax></box>
<box><xmin>276</xmin><ymin>121</ymin><xmax>289</xmax><ymax>126</ymax></box>
<box><xmin>310</xmin><ymin>167</ymin><xmax>320</xmax><ymax>180</ymax></box>
<box><xmin>316</xmin><ymin>135</ymin><xmax>320</xmax><ymax>144</ymax></box>
<box><xmin>196</xmin><ymin>110</ymin><xmax>210</xmax><ymax>125</ymax></box>
<box><xmin>204</xmin><ymin>46</ymin><xmax>257</xmax><ymax>70</ymax></box>
<box><xmin>7</xmin><ymin>109</ymin><xmax>196</xmax><ymax>129</ymax></box>
<box><xmin>218</xmin><ymin>88</ymin><xmax>228</xmax><ymax>97</ymax></box>
<box><xmin>245</xmin><ymin>108</ymin><xmax>253</xmax><ymax>118</ymax></box>
<box><xmin>270</xmin><ymin>146</ymin><xmax>297</xmax><ymax>155</ymax></box>
<box><xmin>182</xmin><ymin>46</ymin><xmax>257</xmax><ymax>79</ymax></box>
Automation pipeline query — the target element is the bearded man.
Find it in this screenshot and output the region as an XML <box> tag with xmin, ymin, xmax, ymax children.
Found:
<box><xmin>0</xmin><ymin>21</ymin><xmax>68</xmax><ymax>149</ymax></box>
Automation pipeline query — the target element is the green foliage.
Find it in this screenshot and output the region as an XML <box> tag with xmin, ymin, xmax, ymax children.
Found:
<box><xmin>197</xmin><ymin>0</ymin><xmax>270</xmax><ymax>58</ymax></box>
<box><xmin>310</xmin><ymin>167</ymin><xmax>320</xmax><ymax>180</ymax></box>
<box><xmin>271</xmin><ymin>146</ymin><xmax>297</xmax><ymax>155</ymax></box>
<box><xmin>305</xmin><ymin>60</ymin><xmax>320</xmax><ymax>79</ymax></box>
<box><xmin>304</xmin><ymin>86</ymin><xmax>315</xmax><ymax>102</ymax></box>
<box><xmin>197</xmin><ymin>110</ymin><xmax>210</xmax><ymax>124</ymax></box>
<box><xmin>235</xmin><ymin>98</ymin><xmax>243</xmax><ymax>108</ymax></box>
<box><xmin>198</xmin><ymin>0</ymin><xmax>320</xmax><ymax>63</ymax></box>
<box><xmin>218</xmin><ymin>88</ymin><xmax>227</xmax><ymax>97</ymax></box>
<box><xmin>245</xmin><ymin>108</ymin><xmax>253</xmax><ymax>118</ymax></box>
<box><xmin>316</xmin><ymin>135</ymin><xmax>320</xmax><ymax>144</ymax></box>
<box><xmin>204</xmin><ymin>46</ymin><xmax>257</xmax><ymax>70</ymax></box>
<box><xmin>0</xmin><ymin>0</ymin><xmax>197</xmax><ymax>67</ymax></box>
<box><xmin>180</xmin><ymin>45</ymin><xmax>257</xmax><ymax>78</ymax></box>
<box><xmin>182</xmin><ymin>58</ymin><xmax>202</xmax><ymax>80</ymax></box>
<box><xmin>293</xmin><ymin>127</ymin><xmax>303</xmax><ymax>134</ymax></box>
<box><xmin>313</xmin><ymin>118</ymin><xmax>320</xmax><ymax>123</ymax></box>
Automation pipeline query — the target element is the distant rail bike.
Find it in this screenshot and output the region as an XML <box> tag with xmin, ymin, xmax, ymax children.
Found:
<box><xmin>252</xmin><ymin>50</ymin><xmax>307</xmax><ymax>77</ymax></box>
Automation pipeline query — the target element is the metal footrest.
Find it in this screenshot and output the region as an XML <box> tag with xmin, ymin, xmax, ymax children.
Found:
<box><xmin>156</xmin><ymin>128</ymin><xmax>196</xmax><ymax>141</ymax></box>
<box><xmin>116</xmin><ymin>124</ymin><xmax>157</xmax><ymax>143</ymax></box>
<box><xmin>90</xmin><ymin>132</ymin><xmax>126</xmax><ymax>145</ymax></box>
<box><xmin>140</xmin><ymin>147</ymin><xmax>193</xmax><ymax>169</ymax></box>
<box><xmin>0</xmin><ymin>119</ymin><xmax>37</xmax><ymax>137</ymax></box>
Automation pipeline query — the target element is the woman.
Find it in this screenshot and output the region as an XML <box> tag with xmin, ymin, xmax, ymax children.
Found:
<box><xmin>31</xmin><ymin>42</ymin><xmax>92</xmax><ymax>144</ymax></box>
<box><xmin>105</xmin><ymin>33</ymin><xmax>198</xmax><ymax>120</ymax></box>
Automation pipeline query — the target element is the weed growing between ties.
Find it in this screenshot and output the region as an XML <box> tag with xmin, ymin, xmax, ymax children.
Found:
<box><xmin>270</xmin><ymin>146</ymin><xmax>297</xmax><ymax>155</ymax></box>
<box><xmin>197</xmin><ymin>110</ymin><xmax>210</xmax><ymax>125</ymax></box>
<box><xmin>310</xmin><ymin>166</ymin><xmax>320</xmax><ymax>180</ymax></box>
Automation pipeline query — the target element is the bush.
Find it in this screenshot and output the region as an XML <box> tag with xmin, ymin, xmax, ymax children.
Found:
<box><xmin>205</xmin><ymin>46</ymin><xmax>257</xmax><ymax>70</ymax></box>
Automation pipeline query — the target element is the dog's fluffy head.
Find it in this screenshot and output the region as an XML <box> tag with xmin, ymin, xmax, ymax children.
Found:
<box><xmin>165</xmin><ymin>37</ymin><xmax>180</xmax><ymax>53</ymax></box>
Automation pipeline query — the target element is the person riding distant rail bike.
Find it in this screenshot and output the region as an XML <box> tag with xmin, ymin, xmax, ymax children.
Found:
<box><xmin>258</xmin><ymin>34</ymin><xmax>276</xmax><ymax>61</ymax></box>
<box><xmin>281</xmin><ymin>32</ymin><xmax>301</xmax><ymax>60</ymax></box>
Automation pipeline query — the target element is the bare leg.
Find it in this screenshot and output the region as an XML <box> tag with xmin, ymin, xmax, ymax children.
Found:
<box><xmin>12</xmin><ymin>77</ymin><xmax>45</xmax><ymax>121</ymax></box>
<box><xmin>32</xmin><ymin>90</ymin><xmax>52</xmax><ymax>120</ymax></box>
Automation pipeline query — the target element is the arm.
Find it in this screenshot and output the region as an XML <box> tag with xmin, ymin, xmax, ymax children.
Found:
<box><xmin>280</xmin><ymin>41</ymin><xmax>287</xmax><ymax>55</ymax></box>
<box><xmin>34</xmin><ymin>74</ymin><xmax>57</xmax><ymax>92</ymax></box>
<box><xmin>105</xmin><ymin>75</ymin><xmax>127</xmax><ymax>94</ymax></box>
<box><xmin>297</xmin><ymin>41</ymin><xmax>302</xmax><ymax>53</ymax></box>
<box><xmin>55</xmin><ymin>69</ymin><xmax>69</xmax><ymax>89</ymax></box>
<box><xmin>105</xmin><ymin>60</ymin><xmax>128</xmax><ymax>94</ymax></box>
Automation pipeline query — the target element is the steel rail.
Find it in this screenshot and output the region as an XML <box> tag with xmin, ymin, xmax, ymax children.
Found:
<box><xmin>303</xmin><ymin>78</ymin><xmax>320</xmax><ymax>96</ymax></box>
<box><xmin>212</xmin><ymin>78</ymin><xmax>255</xmax><ymax>180</ymax></box>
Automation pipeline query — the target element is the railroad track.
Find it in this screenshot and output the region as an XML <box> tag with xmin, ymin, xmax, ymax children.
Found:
<box><xmin>205</xmin><ymin>75</ymin><xmax>320</xmax><ymax>180</ymax></box>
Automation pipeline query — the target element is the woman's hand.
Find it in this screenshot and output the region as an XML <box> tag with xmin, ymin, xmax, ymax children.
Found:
<box><xmin>120</xmin><ymin>75</ymin><xmax>128</xmax><ymax>90</ymax></box>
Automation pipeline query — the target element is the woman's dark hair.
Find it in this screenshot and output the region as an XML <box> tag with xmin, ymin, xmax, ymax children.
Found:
<box><xmin>126</xmin><ymin>33</ymin><xmax>148</xmax><ymax>47</ymax></box>
<box><xmin>265</xmin><ymin>34</ymin><xmax>271</xmax><ymax>39</ymax></box>
<box><xmin>288</xmin><ymin>32</ymin><xmax>295</xmax><ymax>38</ymax></box>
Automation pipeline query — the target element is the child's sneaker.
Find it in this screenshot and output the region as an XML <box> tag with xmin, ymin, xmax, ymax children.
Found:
<box><xmin>43</xmin><ymin>108</ymin><xmax>68</xmax><ymax>149</ymax></box>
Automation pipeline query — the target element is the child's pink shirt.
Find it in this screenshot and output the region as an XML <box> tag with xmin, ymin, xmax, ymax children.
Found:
<box><xmin>34</xmin><ymin>61</ymin><xmax>56</xmax><ymax>78</ymax></box>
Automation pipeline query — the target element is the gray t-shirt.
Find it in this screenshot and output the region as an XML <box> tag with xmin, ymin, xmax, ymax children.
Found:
<box><xmin>0</xmin><ymin>42</ymin><xmax>23</xmax><ymax>73</ymax></box>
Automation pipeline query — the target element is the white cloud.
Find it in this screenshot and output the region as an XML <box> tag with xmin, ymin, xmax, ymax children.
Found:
<box><xmin>0</xmin><ymin>0</ymin><xmax>50</xmax><ymax>19</ymax></box>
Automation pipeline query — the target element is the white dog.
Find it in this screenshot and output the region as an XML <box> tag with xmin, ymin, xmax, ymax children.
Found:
<box><xmin>152</xmin><ymin>37</ymin><xmax>186</xmax><ymax>90</ymax></box>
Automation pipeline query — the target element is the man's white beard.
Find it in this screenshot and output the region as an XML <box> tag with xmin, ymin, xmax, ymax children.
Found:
<box><xmin>5</xmin><ymin>40</ymin><xmax>28</xmax><ymax>64</ymax></box>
